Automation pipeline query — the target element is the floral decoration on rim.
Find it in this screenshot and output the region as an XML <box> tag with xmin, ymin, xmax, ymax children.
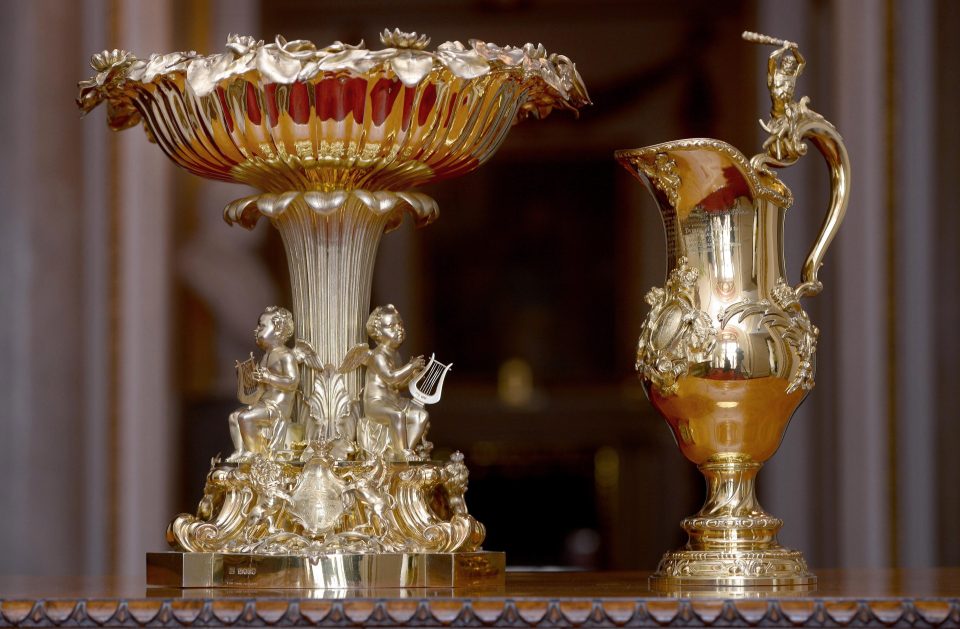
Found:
<box><xmin>77</xmin><ymin>30</ymin><xmax>591</xmax><ymax>128</ymax></box>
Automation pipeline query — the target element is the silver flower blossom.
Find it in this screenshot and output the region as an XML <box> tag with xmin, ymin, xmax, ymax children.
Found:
<box><xmin>225</xmin><ymin>34</ymin><xmax>261</xmax><ymax>56</ymax></box>
<box><xmin>380</xmin><ymin>28</ymin><xmax>431</xmax><ymax>50</ymax></box>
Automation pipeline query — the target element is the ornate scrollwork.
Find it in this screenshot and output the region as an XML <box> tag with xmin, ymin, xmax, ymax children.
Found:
<box><xmin>720</xmin><ymin>278</ymin><xmax>818</xmax><ymax>394</ymax></box>
<box><xmin>616</xmin><ymin>138</ymin><xmax>794</xmax><ymax>210</ymax></box>
<box><xmin>656</xmin><ymin>548</ymin><xmax>811</xmax><ymax>579</ymax></box>
<box><xmin>744</xmin><ymin>31</ymin><xmax>837</xmax><ymax>208</ymax></box>
<box><xmin>635</xmin><ymin>257</ymin><xmax>717</xmax><ymax>396</ymax></box>
<box><xmin>636</xmin><ymin>152</ymin><xmax>681</xmax><ymax>209</ymax></box>
<box><xmin>168</xmin><ymin>305</ymin><xmax>484</xmax><ymax>557</ymax></box>
<box><xmin>168</xmin><ymin>450</ymin><xmax>484</xmax><ymax>555</ymax></box>
<box><xmin>392</xmin><ymin>464</ymin><xmax>485</xmax><ymax>552</ymax></box>
<box><xmin>683</xmin><ymin>516</ymin><xmax>783</xmax><ymax>531</ymax></box>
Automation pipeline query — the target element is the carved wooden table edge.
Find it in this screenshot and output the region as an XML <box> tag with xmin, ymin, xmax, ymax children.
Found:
<box><xmin>2</xmin><ymin>569</ymin><xmax>960</xmax><ymax>627</ymax></box>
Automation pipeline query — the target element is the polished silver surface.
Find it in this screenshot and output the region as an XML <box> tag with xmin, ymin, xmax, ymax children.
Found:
<box><xmin>147</xmin><ymin>551</ymin><xmax>505</xmax><ymax>589</ymax></box>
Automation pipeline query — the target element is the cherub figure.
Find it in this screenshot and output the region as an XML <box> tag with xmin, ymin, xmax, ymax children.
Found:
<box><xmin>228</xmin><ymin>306</ymin><xmax>309</xmax><ymax>461</ymax></box>
<box><xmin>340</xmin><ymin>305</ymin><xmax>429</xmax><ymax>461</ymax></box>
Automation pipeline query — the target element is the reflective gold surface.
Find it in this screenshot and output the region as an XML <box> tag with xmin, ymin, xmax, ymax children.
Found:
<box><xmin>616</xmin><ymin>33</ymin><xmax>850</xmax><ymax>590</ymax></box>
<box><xmin>79</xmin><ymin>31</ymin><xmax>588</xmax><ymax>588</ymax></box>
<box><xmin>650</xmin><ymin>377</ymin><xmax>804</xmax><ymax>465</ymax></box>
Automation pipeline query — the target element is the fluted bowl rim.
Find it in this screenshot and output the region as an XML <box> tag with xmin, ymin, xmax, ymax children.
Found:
<box><xmin>77</xmin><ymin>31</ymin><xmax>590</xmax><ymax>192</ymax></box>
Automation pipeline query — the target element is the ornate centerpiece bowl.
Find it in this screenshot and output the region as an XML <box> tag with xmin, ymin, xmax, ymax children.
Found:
<box><xmin>79</xmin><ymin>30</ymin><xmax>588</xmax><ymax>588</ymax></box>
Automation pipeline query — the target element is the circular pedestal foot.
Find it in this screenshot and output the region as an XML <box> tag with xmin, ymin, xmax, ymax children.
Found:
<box><xmin>649</xmin><ymin>548</ymin><xmax>817</xmax><ymax>592</ymax></box>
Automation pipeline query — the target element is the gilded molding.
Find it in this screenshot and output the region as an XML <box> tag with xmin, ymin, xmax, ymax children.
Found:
<box><xmin>616</xmin><ymin>138</ymin><xmax>794</xmax><ymax>210</ymax></box>
<box><xmin>635</xmin><ymin>257</ymin><xmax>716</xmax><ymax>396</ymax></box>
<box><xmin>719</xmin><ymin>279</ymin><xmax>819</xmax><ymax>394</ymax></box>
<box><xmin>223</xmin><ymin>190</ymin><xmax>438</xmax><ymax>231</ymax></box>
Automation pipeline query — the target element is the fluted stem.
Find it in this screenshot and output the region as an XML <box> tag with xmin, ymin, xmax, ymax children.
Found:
<box><xmin>272</xmin><ymin>197</ymin><xmax>391</xmax><ymax>401</ymax></box>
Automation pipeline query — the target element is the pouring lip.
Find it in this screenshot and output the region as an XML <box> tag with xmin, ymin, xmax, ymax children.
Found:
<box><xmin>614</xmin><ymin>138</ymin><xmax>793</xmax><ymax>210</ymax></box>
<box><xmin>613</xmin><ymin>137</ymin><xmax>744</xmax><ymax>164</ymax></box>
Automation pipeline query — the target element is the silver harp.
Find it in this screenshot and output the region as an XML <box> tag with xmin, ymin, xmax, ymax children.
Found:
<box><xmin>236</xmin><ymin>353</ymin><xmax>264</xmax><ymax>405</ymax></box>
<box><xmin>408</xmin><ymin>353</ymin><xmax>452</xmax><ymax>406</ymax></box>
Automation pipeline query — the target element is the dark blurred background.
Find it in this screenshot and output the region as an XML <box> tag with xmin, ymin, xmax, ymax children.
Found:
<box><xmin>2</xmin><ymin>0</ymin><xmax>958</xmax><ymax>577</ymax></box>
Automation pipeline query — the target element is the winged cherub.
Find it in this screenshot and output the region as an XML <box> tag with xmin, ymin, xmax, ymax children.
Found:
<box><xmin>340</xmin><ymin>305</ymin><xmax>428</xmax><ymax>461</ymax></box>
<box><xmin>228</xmin><ymin>306</ymin><xmax>321</xmax><ymax>460</ymax></box>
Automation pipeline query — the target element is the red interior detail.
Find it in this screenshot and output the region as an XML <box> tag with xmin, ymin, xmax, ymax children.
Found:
<box><xmin>317</xmin><ymin>77</ymin><xmax>367</xmax><ymax>124</ymax></box>
<box><xmin>315</xmin><ymin>78</ymin><xmax>337</xmax><ymax>121</ymax></box>
<box><xmin>699</xmin><ymin>166</ymin><xmax>752</xmax><ymax>212</ymax></box>
<box><xmin>371</xmin><ymin>78</ymin><xmax>402</xmax><ymax>127</ymax></box>
<box><xmin>264</xmin><ymin>83</ymin><xmax>278</xmax><ymax>127</ymax></box>
<box><xmin>216</xmin><ymin>87</ymin><xmax>234</xmax><ymax>133</ymax></box>
<box><xmin>418</xmin><ymin>83</ymin><xmax>437</xmax><ymax>126</ymax></box>
<box><xmin>343</xmin><ymin>77</ymin><xmax>368</xmax><ymax>124</ymax></box>
<box><xmin>245</xmin><ymin>82</ymin><xmax>261</xmax><ymax>125</ymax></box>
<box><xmin>288</xmin><ymin>81</ymin><xmax>310</xmax><ymax>124</ymax></box>
<box><xmin>401</xmin><ymin>86</ymin><xmax>415</xmax><ymax>131</ymax></box>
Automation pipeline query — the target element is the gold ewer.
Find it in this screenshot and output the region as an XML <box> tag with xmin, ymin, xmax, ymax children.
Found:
<box><xmin>615</xmin><ymin>32</ymin><xmax>850</xmax><ymax>591</ymax></box>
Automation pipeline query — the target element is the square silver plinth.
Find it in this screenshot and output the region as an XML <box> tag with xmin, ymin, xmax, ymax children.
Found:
<box><xmin>147</xmin><ymin>551</ymin><xmax>505</xmax><ymax>589</ymax></box>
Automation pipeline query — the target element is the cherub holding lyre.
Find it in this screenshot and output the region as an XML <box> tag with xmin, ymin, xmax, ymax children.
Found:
<box><xmin>228</xmin><ymin>306</ymin><xmax>321</xmax><ymax>461</ymax></box>
<box><xmin>340</xmin><ymin>305</ymin><xmax>430</xmax><ymax>461</ymax></box>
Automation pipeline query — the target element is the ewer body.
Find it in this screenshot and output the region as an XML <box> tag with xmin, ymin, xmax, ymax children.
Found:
<box><xmin>621</xmin><ymin>141</ymin><xmax>816</xmax><ymax>464</ymax></box>
<box><xmin>615</xmin><ymin>33</ymin><xmax>850</xmax><ymax>592</ymax></box>
<box><xmin>618</xmin><ymin>141</ymin><xmax>818</xmax><ymax>589</ymax></box>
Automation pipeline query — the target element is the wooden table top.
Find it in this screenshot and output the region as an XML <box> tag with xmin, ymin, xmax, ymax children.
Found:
<box><xmin>2</xmin><ymin>569</ymin><xmax>959</xmax><ymax>626</ymax></box>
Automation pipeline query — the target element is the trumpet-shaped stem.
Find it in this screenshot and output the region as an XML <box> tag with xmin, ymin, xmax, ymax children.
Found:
<box><xmin>272</xmin><ymin>197</ymin><xmax>391</xmax><ymax>399</ymax></box>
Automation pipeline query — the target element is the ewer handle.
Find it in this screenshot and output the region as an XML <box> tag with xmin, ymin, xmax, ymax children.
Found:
<box><xmin>794</xmin><ymin>119</ymin><xmax>850</xmax><ymax>298</ymax></box>
<box><xmin>746</xmin><ymin>33</ymin><xmax>851</xmax><ymax>299</ymax></box>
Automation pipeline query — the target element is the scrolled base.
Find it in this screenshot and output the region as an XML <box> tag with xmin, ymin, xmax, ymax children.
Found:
<box><xmin>649</xmin><ymin>454</ymin><xmax>816</xmax><ymax>592</ymax></box>
<box><xmin>649</xmin><ymin>547</ymin><xmax>816</xmax><ymax>591</ymax></box>
<box><xmin>167</xmin><ymin>455</ymin><xmax>486</xmax><ymax>558</ymax></box>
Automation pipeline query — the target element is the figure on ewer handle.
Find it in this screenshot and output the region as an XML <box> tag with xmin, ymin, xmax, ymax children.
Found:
<box><xmin>743</xmin><ymin>31</ymin><xmax>813</xmax><ymax>166</ymax></box>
